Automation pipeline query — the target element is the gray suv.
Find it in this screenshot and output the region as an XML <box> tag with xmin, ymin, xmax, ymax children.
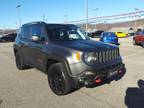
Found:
<box><xmin>13</xmin><ymin>22</ymin><xmax>126</xmax><ymax>95</ymax></box>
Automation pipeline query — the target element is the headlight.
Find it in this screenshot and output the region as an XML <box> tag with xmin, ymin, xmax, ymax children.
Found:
<box><xmin>84</xmin><ymin>52</ymin><xmax>97</xmax><ymax>65</ymax></box>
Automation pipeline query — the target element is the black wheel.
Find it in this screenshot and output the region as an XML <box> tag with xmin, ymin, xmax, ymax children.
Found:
<box><xmin>15</xmin><ymin>52</ymin><xmax>27</xmax><ymax>70</ymax></box>
<box><xmin>48</xmin><ymin>63</ymin><xmax>71</xmax><ymax>95</ymax></box>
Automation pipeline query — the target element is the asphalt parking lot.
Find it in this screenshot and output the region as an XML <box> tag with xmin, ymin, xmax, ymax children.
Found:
<box><xmin>0</xmin><ymin>37</ymin><xmax>144</xmax><ymax>108</ymax></box>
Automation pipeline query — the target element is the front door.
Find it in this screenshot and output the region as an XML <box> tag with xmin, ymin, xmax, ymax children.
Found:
<box><xmin>28</xmin><ymin>24</ymin><xmax>46</xmax><ymax>69</ymax></box>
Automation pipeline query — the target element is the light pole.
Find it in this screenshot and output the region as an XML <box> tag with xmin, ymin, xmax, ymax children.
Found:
<box><xmin>64</xmin><ymin>15</ymin><xmax>68</xmax><ymax>24</ymax></box>
<box><xmin>15</xmin><ymin>21</ymin><xmax>18</xmax><ymax>29</ymax></box>
<box><xmin>93</xmin><ymin>8</ymin><xmax>99</xmax><ymax>30</ymax></box>
<box><xmin>104</xmin><ymin>21</ymin><xmax>107</xmax><ymax>31</ymax></box>
<box><xmin>134</xmin><ymin>8</ymin><xmax>139</xmax><ymax>31</ymax></box>
<box><xmin>46</xmin><ymin>19</ymin><xmax>48</xmax><ymax>22</ymax></box>
<box><xmin>16</xmin><ymin>5</ymin><xmax>21</xmax><ymax>27</ymax></box>
<box><xmin>42</xmin><ymin>14</ymin><xmax>46</xmax><ymax>22</ymax></box>
<box><xmin>85</xmin><ymin>0</ymin><xmax>88</xmax><ymax>34</ymax></box>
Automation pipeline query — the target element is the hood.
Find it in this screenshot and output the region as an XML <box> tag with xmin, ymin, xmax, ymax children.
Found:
<box><xmin>52</xmin><ymin>39</ymin><xmax>118</xmax><ymax>52</ymax></box>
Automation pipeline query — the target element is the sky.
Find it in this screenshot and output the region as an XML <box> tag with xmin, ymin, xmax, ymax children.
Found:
<box><xmin>0</xmin><ymin>0</ymin><xmax>144</xmax><ymax>29</ymax></box>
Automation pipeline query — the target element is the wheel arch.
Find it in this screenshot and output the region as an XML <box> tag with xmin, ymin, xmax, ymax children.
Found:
<box><xmin>44</xmin><ymin>55</ymin><xmax>72</xmax><ymax>77</ymax></box>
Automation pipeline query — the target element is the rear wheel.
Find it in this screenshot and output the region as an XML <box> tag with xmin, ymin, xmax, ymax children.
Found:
<box><xmin>15</xmin><ymin>52</ymin><xmax>27</xmax><ymax>70</ymax></box>
<box><xmin>48</xmin><ymin>63</ymin><xmax>71</xmax><ymax>95</ymax></box>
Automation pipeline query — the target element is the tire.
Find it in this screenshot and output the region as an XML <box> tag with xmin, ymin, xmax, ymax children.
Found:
<box><xmin>15</xmin><ymin>52</ymin><xmax>27</xmax><ymax>70</ymax></box>
<box><xmin>48</xmin><ymin>63</ymin><xmax>71</xmax><ymax>95</ymax></box>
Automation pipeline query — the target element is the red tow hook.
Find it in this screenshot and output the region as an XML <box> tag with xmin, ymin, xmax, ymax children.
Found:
<box><xmin>95</xmin><ymin>78</ymin><xmax>102</xmax><ymax>84</ymax></box>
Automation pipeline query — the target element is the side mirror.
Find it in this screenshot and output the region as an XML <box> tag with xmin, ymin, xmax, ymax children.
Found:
<box><xmin>31</xmin><ymin>36</ymin><xmax>39</xmax><ymax>42</ymax></box>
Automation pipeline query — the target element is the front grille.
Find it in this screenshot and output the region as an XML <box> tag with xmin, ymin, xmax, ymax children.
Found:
<box><xmin>97</xmin><ymin>49</ymin><xmax>119</xmax><ymax>63</ymax></box>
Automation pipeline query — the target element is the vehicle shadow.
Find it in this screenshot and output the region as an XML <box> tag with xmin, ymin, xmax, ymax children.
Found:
<box><xmin>0</xmin><ymin>99</ymin><xmax>3</xmax><ymax>104</ymax></box>
<box><xmin>37</xmin><ymin>67</ymin><xmax>126</xmax><ymax>95</ymax></box>
<box><xmin>125</xmin><ymin>79</ymin><xmax>144</xmax><ymax>108</ymax></box>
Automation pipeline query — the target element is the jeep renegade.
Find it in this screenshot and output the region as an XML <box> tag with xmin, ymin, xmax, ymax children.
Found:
<box><xmin>13</xmin><ymin>22</ymin><xmax>126</xmax><ymax>95</ymax></box>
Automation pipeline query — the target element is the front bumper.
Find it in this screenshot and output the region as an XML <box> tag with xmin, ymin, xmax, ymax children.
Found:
<box><xmin>72</xmin><ymin>62</ymin><xmax>126</xmax><ymax>86</ymax></box>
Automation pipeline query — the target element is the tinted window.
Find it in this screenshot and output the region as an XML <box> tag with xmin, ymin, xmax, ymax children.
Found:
<box><xmin>1</xmin><ymin>36</ymin><xmax>10</xmax><ymax>41</ymax></box>
<box><xmin>102</xmin><ymin>32</ymin><xmax>116</xmax><ymax>37</ymax></box>
<box><xmin>47</xmin><ymin>25</ymin><xmax>89</xmax><ymax>41</ymax></box>
<box><xmin>20</xmin><ymin>26</ymin><xmax>30</xmax><ymax>39</ymax></box>
<box><xmin>30</xmin><ymin>25</ymin><xmax>42</xmax><ymax>38</ymax></box>
<box><xmin>139</xmin><ymin>31</ymin><xmax>144</xmax><ymax>35</ymax></box>
<box><xmin>10</xmin><ymin>34</ymin><xmax>17</xmax><ymax>37</ymax></box>
<box><xmin>135</xmin><ymin>30</ymin><xmax>144</xmax><ymax>35</ymax></box>
<box><xmin>1</xmin><ymin>36</ymin><xmax>7</xmax><ymax>39</ymax></box>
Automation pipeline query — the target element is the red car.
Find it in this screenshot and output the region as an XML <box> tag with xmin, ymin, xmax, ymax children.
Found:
<box><xmin>133</xmin><ymin>31</ymin><xmax>144</xmax><ymax>48</ymax></box>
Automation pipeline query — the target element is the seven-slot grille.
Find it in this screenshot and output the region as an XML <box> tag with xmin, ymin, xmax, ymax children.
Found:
<box><xmin>96</xmin><ymin>49</ymin><xmax>119</xmax><ymax>63</ymax></box>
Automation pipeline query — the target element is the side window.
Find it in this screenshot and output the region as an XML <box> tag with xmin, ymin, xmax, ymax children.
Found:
<box><xmin>20</xmin><ymin>26</ymin><xmax>30</xmax><ymax>40</ymax></box>
<box><xmin>30</xmin><ymin>25</ymin><xmax>42</xmax><ymax>38</ymax></box>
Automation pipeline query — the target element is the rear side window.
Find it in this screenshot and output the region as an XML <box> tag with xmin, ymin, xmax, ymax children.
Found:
<box><xmin>102</xmin><ymin>32</ymin><xmax>116</xmax><ymax>37</ymax></box>
<box><xmin>20</xmin><ymin>26</ymin><xmax>30</xmax><ymax>39</ymax></box>
<box><xmin>1</xmin><ymin>36</ymin><xmax>7</xmax><ymax>39</ymax></box>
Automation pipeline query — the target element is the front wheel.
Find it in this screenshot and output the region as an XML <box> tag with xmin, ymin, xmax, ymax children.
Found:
<box><xmin>48</xmin><ymin>63</ymin><xmax>71</xmax><ymax>95</ymax></box>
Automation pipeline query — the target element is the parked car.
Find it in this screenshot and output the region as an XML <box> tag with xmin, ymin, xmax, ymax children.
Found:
<box><xmin>128</xmin><ymin>28</ymin><xmax>135</xmax><ymax>36</ymax></box>
<box><xmin>100</xmin><ymin>32</ymin><xmax>119</xmax><ymax>45</ymax></box>
<box><xmin>0</xmin><ymin>33</ymin><xmax>17</xmax><ymax>42</ymax></box>
<box><xmin>115</xmin><ymin>32</ymin><xmax>127</xmax><ymax>38</ymax></box>
<box><xmin>87</xmin><ymin>32</ymin><xmax>93</xmax><ymax>37</ymax></box>
<box><xmin>91</xmin><ymin>30</ymin><xmax>104</xmax><ymax>38</ymax></box>
<box><xmin>133</xmin><ymin>31</ymin><xmax>144</xmax><ymax>48</ymax></box>
<box><xmin>13</xmin><ymin>22</ymin><xmax>126</xmax><ymax>95</ymax></box>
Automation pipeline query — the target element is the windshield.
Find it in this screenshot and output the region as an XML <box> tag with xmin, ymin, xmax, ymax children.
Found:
<box><xmin>139</xmin><ymin>31</ymin><xmax>144</xmax><ymax>35</ymax></box>
<box><xmin>117</xmin><ymin>32</ymin><xmax>123</xmax><ymax>34</ymax></box>
<box><xmin>46</xmin><ymin>24</ymin><xmax>90</xmax><ymax>41</ymax></box>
